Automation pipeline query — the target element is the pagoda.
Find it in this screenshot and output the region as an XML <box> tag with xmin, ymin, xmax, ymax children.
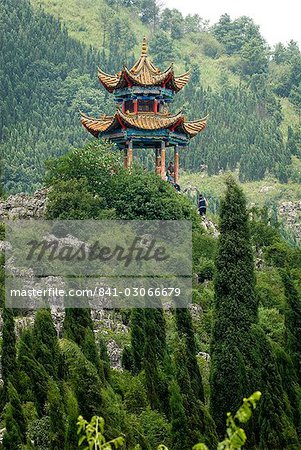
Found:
<box><xmin>81</xmin><ymin>37</ymin><xmax>207</xmax><ymax>183</ymax></box>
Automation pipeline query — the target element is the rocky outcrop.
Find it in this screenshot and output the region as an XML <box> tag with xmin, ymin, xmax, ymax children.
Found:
<box><xmin>0</xmin><ymin>187</ymin><xmax>211</xmax><ymax>373</ymax></box>
<box><xmin>0</xmin><ymin>188</ymin><xmax>48</xmax><ymax>219</ymax></box>
<box><xmin>200</xmin><ymin>216</ymin><xmax>219</xmax><ymax>238</ymax></box>
<box><xmin>0</xmin><ymin>307</ymin><xmax>128</xmax><ymax>371</ymax></box>
<box><xmin>278</xmin><ymin>201</ymin><xmax>301</xmax><ymax>241</ymax></box>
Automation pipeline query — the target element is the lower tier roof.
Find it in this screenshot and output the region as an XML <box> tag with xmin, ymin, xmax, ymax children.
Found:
<box><xmin>80</xmin><ymin>111</ymin><xmax>207</xmax><ymax>139</ymax></box>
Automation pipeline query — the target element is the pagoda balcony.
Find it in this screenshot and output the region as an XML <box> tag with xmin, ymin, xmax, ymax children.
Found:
<box><xmin>114</xmin><ymin>86</ymin><xmax>174</xmax><ymax>103</ymax></box>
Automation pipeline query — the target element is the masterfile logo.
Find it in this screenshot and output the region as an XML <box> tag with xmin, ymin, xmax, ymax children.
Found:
<box><xmin>5</xmin><ymin>220</ymin><xmax>192</xmax><ymax>309</ymax></box>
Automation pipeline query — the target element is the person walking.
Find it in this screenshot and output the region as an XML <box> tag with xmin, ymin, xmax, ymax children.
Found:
<box><xmin>198</xmin><ymin>193</ymin><xmax>208</xmax><ymax>216</ymax></box>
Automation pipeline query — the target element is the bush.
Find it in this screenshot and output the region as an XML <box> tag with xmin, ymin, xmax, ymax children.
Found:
<box><xmin>196</xmin><ymin>258</ymin><xmax>215</xmax><ymax>283</ymax></box>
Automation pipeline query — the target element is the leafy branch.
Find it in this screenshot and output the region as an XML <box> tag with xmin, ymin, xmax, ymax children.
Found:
<box><xmin>78</xmin><ymin>392</ymin><xmax>261</xmax><ymax>450</ymax></box>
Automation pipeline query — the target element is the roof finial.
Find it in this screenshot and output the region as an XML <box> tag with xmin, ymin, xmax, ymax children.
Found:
<box><xmin>141</xmin><ymin>36</ymin><xmax>147</xmax><ymax>56</ymax></box>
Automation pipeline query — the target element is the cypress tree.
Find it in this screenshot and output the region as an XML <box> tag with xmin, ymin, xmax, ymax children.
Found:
<box><xmin>64</xmin><ymin>385</ymin><xmax>80</xmax><ymax>450</ymax></box>
<box><xmin>169</xmin><ymin>379</ymin><xmax>190</xmax><ymax>450</ymax></box>
<box><xmin>63</xmin><ymin>308</ymin><xmax>101</xmax><ymax>373</ymax></box>
<box><xmin>210</xmin><ymin>177</ymin><xmax>299</xmax><ymax>447</ymax></box>
<box><xmin>173</xmin><ymin>337</ymin><xmax>205</xmax><ymax>446</ymax></box>
<box><xmin>46</xmin><ymin>380</ymin><xmax>66</xmax><ymax>450</ymax></box>
<box><xmin>131</xmin><ymin>308</ymin><xmax>146</xmax><ymax>374</ymax></box>
<box><xmin>1</xmin><ymin>308</ymin><xmax>17</xmax><ymax>395</ymax></box>
<box><xmin>18</xmin><ymin>328</ymin><xmax>50</xmax><ymax>415</ymax></box>
<box><xmin>253</xmin><ymin>325</ymin><xmax>299</xmax><ymax>449</ymax></box>
<box><xmin>175</xmin><ymin>308</ymin><xmax>204</xmax><ymax>403</ymax></box>
<box><xmin>282</xmin><ymin>270</ymin><xmax>301</xmax><ymax>383</ymax></box>
<box><xmin>33</xmin><ymin>309</ymin><xmax>60</xmax><ymax>379</ymax></box>
<box><xmin>143</xmin><ymin>307</ymin><xmax>169</xmax><ymax>415</ymax></box>
<box><xmin>2</xmin><ymin>381</ymin><xmax>26</xmax><ymax>449</ymax></box>
<box><xmin>63</xmin><ymin>308</ymin><xmax>94</xmax><ymax>346</ymax></box>
<box><xmin>59</xmin><ymin>339</ymin><xmax>103</xmax><ymax>419</ymax></box>
<box><xmin>210</xmin><ymin>176</ymin><xmax>258</xmax><ymax>435</ymax></box>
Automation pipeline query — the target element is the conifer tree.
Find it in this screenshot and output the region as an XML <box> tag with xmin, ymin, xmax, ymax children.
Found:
<box><xmin>18</xmin><ymin>328</ymin><xmax>50</xmax><ymax>415</ymax></box>
<box><xmin>130</xmin><ymin>308</ymin><xmax>146</xmax><ymax>374</ymax></box>
<box><xmin>210</xmin><ymin>177</ymin><xmax>299</xmax><ymax>447</ymax></box>
<box><xmin>63</xmin><ymin>308</ymin><xmax>101</xmax><ymax>373</ymax></box>
<box><xmin>210</xmin><ymin>176</ymin><xmax>257</xmax><ymax>435</ymax></box>
<box><xmin>253</xmin><ymin>325</ymin><xmax>299</xmax><ymax>449</ymax></box>
<box><xmin>1</xmin><ymin>308</ymin><xmax>17</xmax><ymax>392</ymax></box>
<box><xmin>64</xmin><ymin>385</ymin><xmax>80</xmax><ymax>450</ymax></box>
<box><xmin>175</xmin><ymin>308</ymin><xmax>204</xmax><ymax>403</ymax></box>
<box><xmin>169</xmin><ymin>379</ymin><xmax>190</xmax><ymax>450</ymax></box>
<box><xmin>33</xmin><ymin>309</ymin><xmax>60</xmax><ymax>379</ymax></box>
<box><xmin>173</xmin><ymin>337</ymin><xmax>205</xmax><ymax>446</ymax></box>
<box><xmin>143</xmin><ymin>307</ymin><xmax>169</xmax><ymax>415</ymax></box>
<box><xmin>2</xmin><ymin>381</ymin><xmax>26</xmax><ymax>449</ymax></box>
<box><xmin>46</xmin><ymin>380</ymin><xmax>66</xmax><ymax>449</ymax></box>
<box><xmin>282</xmin><ymin>270</ymin><xmax>301</xmax><ymax>383</ymax></box>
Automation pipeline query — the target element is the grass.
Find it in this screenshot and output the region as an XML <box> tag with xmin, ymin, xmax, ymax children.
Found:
<box><xmin>181</xmin><ymin>169</ymin><xmax>301</xmax><ymax>207</ymax></box>
<box><xmin>30</xmin><ymin>0</ymin><xmax>240</xmax><ymax>91</ymax></box>
<box><xmin>31</xmin><ymin>0</ymin><xmax>147</xmax><ymax>50</ymax></box>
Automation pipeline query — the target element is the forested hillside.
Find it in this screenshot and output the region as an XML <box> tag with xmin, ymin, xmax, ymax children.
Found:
<box><xmin>0</xmin><ymin>0</ymin><xmax>112</xmax><ymax>193</ymax></box>
<box><xmin>2</xmin><ymin>0</ymin><xmax>301</xmax><ymax>193</ymax></box>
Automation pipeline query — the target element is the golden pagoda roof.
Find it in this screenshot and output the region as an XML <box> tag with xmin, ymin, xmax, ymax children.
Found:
<box><xmin>118</xmin><ymin>111</ymin><xmax>184</xmax><ymax>130</ymax></box>
<box><xmin>98</xmin><ymin>37</ymin><xmax>190</xmax><ymax>93</ymax></box>
<box><xmin>182</xmin><ymin>118</ymin><xmax>208</xmax><ymax>137</ymax></box>
<box><xmin>80</xmin><ymin>110</ymin><xmax>207</xmax><ymax>138</ymax></box>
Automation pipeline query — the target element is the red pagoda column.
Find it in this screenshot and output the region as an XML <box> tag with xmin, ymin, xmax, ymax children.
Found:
<box><xmin>127</xmin><ymin>140</ymin><xmax>133</xmax><ymax>167</ymax></box>
<box><xmin>174</xmin><ymin>145</ymin><xmax>179</xmax><ymax>184</ymax></box>
<box><xmin>161</xmin><ymin>141</ymin><xmax>166</xmax><ymax>179</ymax></box>
<box><xmin>155</xmin><ymin>148</ymin><xmax>161</xmax><ymax>174</ymax></box>
<box><xmin>134</xmin><ymin>99</ymin><xmax>138</xmax><ymax>114</ymax></box>
<box><xmin>124</xmin><ymin>148</ymin><xmax>128</xmax><ymax>169</ymax></box>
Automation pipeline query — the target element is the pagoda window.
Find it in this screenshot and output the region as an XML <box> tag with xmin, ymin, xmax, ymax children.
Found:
<box><xmin>138</xmin><ymin>100</ymin><xmax>154</xmax><ymax>112</ymax></box>
<box><xmin>124</xmin><ymin>100</ymin><xmax>134</xmax><ymax>113</ymax></box>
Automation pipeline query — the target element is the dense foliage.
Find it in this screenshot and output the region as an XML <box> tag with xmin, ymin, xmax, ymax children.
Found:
<box><xmin>2</xmin><ymin>143</ymin><xmax>301</xmax><ymax>448</ymax></box>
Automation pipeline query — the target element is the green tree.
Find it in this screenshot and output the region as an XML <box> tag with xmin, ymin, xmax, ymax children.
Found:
<box><xmin>173</xmin><ymin>337</ymin><xmax>206</xmax><ymax>446</ymax></box>
<box><xmin>148</xmin><ymin>31</ymin><xmax>174</xmax><ymax>68</ymax></box>
<box><xmin>46</xmin><ymin>178</ymin><xmax>108</xmax><ymax>220</ymax></box>
<box><xmin>46</xmin><ymin>380</ymin><xmax>66</xmax><ymax>449</ymax></box>
<box><xmin>240</xmin><ymin>38</ymin><xmax>268</xmax><ymax>76</ymax></box>
<box><xmin>130</xmin><ymin>308</ymin><xmax>146</xmax><ymax>374</ymax></box>
<box><xmin>32</xmin><ymin>309</ymin><xmax>60</xmax><ymax>379</ymax></box>
<box><xmin>210</xmin><ymin>177</ymin><xmax>258</xmax><ymax>435</ymax></box>
<box><xmin>143</xmin><ymin>307</ymin><xmax>169</xmax><ymax>415</ymax></box>
<box><xmin>59</xmin><ymin>339</ymin><xmax>103</xmax><ymax>419</ymax></box>
<box><xmin>175</xmin><ymin>308</ymin><xmax>204</xmax><ymax>403</ymax></box>
<box><xmin>282</xmin><ymin>270</ymin><xmax>301</xmax><ymax>383</ymax></box>
<box><xmin>169</xmin><ymin>379</ymin><xmax>190</xmax><ymax>450</ymax></box>
<box><xmin>160</xmin><ymin>8</ymin><xmax>184</xmax><ymax>40</ymax></box>
<box><xmin>99</xmin><ymin>336</ymin><xmax>111</xmax><ymax>382</ymax></box>
<box><xmin>1</xmin><ymin>308</ymin><xmax>17</xmax><ymax>393</ymax></box>
<box><xmin>2</xmin><ymin>381</ymin><xmax>27</xmax><ymax>449</ymax></box>
<box><xmin>63</xmin><ymin>308</ymin><xmax>102</xmax><ymax>375</ymax></box>
<box><xmin>18</xmin><ymin>328</ymin><xmax>50</xmax><ymax>415</ymax></box>
<box><xmin>64</xmin><ymin>385</ymin><xmax>80</xmax><ymax>450</ymax></box>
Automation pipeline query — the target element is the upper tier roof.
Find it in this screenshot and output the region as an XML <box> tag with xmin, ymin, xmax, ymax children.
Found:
<box><xmin>98</xmin><ymin>37</ymin><xmax>190</xmax><ymax>93</ymax></box>
<box><xmin>80</xmin><ymin>110</ymin><xmax>207</xmax><ymax>139</ymax></box>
